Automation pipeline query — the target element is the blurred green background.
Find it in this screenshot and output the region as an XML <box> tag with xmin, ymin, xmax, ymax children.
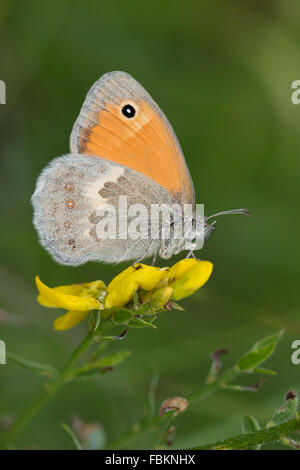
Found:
<box><xmin>1</xmin><ymin>0</ymin><xmax>300</xmax><ymax>450</ymax></box>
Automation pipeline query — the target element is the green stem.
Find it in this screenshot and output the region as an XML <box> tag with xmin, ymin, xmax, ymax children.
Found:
<box><xmin>192</xmin><ymin>413</ymin><xmax>300</xmax><ymax>450</ymax></box>
<box><xmin>3</xmin><ymin>330</ymin><xmax>96</xmax><ymax>444</ymax></box>
<box><xmin>60</xmin><ymin>330</ymin><xmax>95</xmax><ymax>381</ymax></box>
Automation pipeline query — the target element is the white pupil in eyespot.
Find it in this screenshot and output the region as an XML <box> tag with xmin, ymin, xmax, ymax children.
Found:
<box><xmin>122</xmin><ymin>104</ymin><xmax>135</xmax><ymax>118</ymax></box>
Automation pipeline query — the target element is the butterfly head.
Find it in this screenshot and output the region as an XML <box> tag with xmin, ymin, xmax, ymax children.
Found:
<box><xmin>158</xmin><ymin>208</ymin><xmax>249</xmax><ymax>260</ymax></box>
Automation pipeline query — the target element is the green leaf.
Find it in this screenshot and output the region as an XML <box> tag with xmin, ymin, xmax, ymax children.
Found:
<box><xmin>7</xmin><ymin>352</ymin><xmax>57</xmax><ymax>378</ymax></box>
<box><xmin>96</xmin><ymin>350</ymin><xmax>131</xmax><ymax>367</ymax></box>
<box><xmin>128</xmin><ymin>318</ymin><xmax>157</xmax><ymax>329</ymax></box>
<box><xmin>170</xmin><ymin>302</ymin><xmax>185</xmax><ymax>311</ymax></box>
<box><xmin>253</xmin><ymin>330</ymin><xmax>284</xmax><ymax>349</ymax></box>
<box><xmin>235</xmin><ymin>330</ymin><xmax>283</xmax><ymax>371</ymax></box>
<box><xmin>73</xmin><ymin>350</ymin><xmax>131</xmax><ymax>377</ymax></box>
<box><xmin>113</xmin><ymin>308</ymin><xmax>134</xmax><ymax>324</ymax></box>
<box><xmin>62</xmin><ymin>423</ymin><xmax>83</xmax><ymax>450</ymax></box>
<box><xmin>242</xmin><ymin>415</ymin><xmax>260</xmax><ymax>434</ymax></box>
<box><xmin>252</xmin><ymin>367</ymin><xmax>277</xmax><ymax>376</ymax></box>
<box><xmin>267</xmin><ymin>390</ymin><xmax>298</xmax><ymax>428</ymax></box>
<box><xmin>223</xmin><ymin>380</ymin><xmax>264</xmax><ymax>392</ymax></box>
<box><xmin>237</xmin><ymin>345</ymin><xmax>274</xmax><ymax>371</ymax></box>
<box><xmin>133</xmin><ymin>291</ymin><xmax>139</xmax><ymax>308</ymax></box>
<box><xmin>242</xmin><ymin>415</ymin><xmax>261</xmax><ymax>449</ymax></box>
<box><xmin>135</xmin><ymin>302</ymin><xmax>152</xmax><ymax>316</ymax></box>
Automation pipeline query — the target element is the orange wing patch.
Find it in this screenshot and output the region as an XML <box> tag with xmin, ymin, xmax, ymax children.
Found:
<box><xmin>70</xmin><ymin>71</ymin><xmax>194</xmax><ymax>205</ymax></box>
<box><xmin>78</xmin><ymin>101</ymin><xmax>193</xmax><ymax>203</ymax></box>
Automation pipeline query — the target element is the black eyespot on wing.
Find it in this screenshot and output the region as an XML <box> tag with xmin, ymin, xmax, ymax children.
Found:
<box><xmin>122</xmin><ymin>104</ymin><xmax>136</xmax><ymax>118</ymax></box>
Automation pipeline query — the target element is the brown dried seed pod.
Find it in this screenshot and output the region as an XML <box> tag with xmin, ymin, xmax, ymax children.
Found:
<box><xmin>159</xmin><ymin>397</ymin><xmax>188</xmax><ymax>416</ymax></box>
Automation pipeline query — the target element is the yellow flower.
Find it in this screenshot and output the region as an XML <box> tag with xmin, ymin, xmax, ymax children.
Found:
<box><xmin>170</xmin><ymin>260</ymin><xmax>213</xmax><ymax>301</ymax></box>
<box><xmin>35</xmin><ymin>259</ymin><xmax>213</xmax><ymax>331</ymax></box>
<box><xmin>35</xmin><ymin>276</ymin><xmax>106</xmax><ymax>331</ymax></box>
<box><xmin>104</xmin><ymin>264</ymin><xmax>168</xmax><ymax>309</ymax></box>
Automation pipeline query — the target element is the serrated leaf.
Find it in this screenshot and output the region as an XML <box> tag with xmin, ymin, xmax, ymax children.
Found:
<box><xmin>267</xmin><ymin>390</ymin><xmax>298</xmax><ymax>428</ymax></box>
<box><xmin>236</xmin><ymin>331</ymin><xmax>283</xmax><ymax>371</ymax></box>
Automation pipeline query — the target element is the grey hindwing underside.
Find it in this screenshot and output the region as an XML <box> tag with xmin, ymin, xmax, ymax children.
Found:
<box><xmin>31</xmin><ymin>154</ymin><xmax>173</xmax><ymax>265</ymax></box>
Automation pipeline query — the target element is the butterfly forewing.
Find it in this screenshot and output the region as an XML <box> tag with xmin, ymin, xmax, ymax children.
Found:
<box><xmin>70</xmin><ymin>71</ymin><xmax>194</xmax><ymax>206</ymax></box>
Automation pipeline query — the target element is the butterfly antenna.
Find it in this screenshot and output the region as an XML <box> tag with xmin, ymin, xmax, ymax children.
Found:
<box><xmin>204</xmin><ymin>208</ymin><xmax>250</xmax><ymax>222</ymax></box>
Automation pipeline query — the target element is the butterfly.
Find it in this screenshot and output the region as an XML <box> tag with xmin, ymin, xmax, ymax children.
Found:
<box><xmin>32</xmin><ymin>71</ymin><xmax>248</xmax><ymax>266</ymax></box>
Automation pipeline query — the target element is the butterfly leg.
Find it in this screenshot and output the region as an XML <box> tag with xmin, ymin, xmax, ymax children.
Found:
<box><xmin>185</xmin><ymin>250</ymin><xmax>200</xmax><ymax>261</ymax></box>
<box><xmin>150</xmin><ymin>252</ymin><xmax>157</xmax><ymax>266</ymax></box>
<box><xmin>132</xmin><ymin>258</ymin><xmax>144</xmax><ymax>268</ymax></box>
<box><xmin>132</xmin><ymin>240</ymin><xmax>158</xmax><ymax>267</ymax></box>
<box><xmin>132</xmin><ymin>248</ymin><xmax>152</xmax><ymax>268</ymax></box>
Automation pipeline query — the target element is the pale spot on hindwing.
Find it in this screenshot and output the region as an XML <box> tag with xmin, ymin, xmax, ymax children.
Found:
<box><xmin>84</xmin><ymin>165</ymin><xmax>124</xmax><ymax>205</ymax></box>
<box><xmin>65</xmin><ymin>199</ymin><xmax>75</xmax><ymax>209</ymax></box>
<box><xmin>65</xmin><ymin>182</ymin><xmax>75</xmax><ymax>192</ymax></box>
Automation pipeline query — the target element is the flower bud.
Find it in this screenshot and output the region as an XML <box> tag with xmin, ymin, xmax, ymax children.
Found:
<box><xmin>150</xmin><ymin>287</ymin><xmax>173</xmax><ymax>310</ymax></box>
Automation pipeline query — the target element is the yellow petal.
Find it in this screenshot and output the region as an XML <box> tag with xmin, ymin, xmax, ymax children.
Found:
<box><xmin>107</xmin><ymin>264</ymin><xmax>165</xmax><ymax>291</ymax></box>
<box><xmin>171</xmin><ymin>261</ymin><xmax>213</xmax><ymax>301</ymax></box>
<box><xmin>53</xmin><ymin>280</ymin><xmax>106</xmax><ymax>297</ymax></box>
<box><xmin>37</xmin><ymin>294</ymin><xmax>60</xmax><ymax>308</ymax></box>
<box><xmin>105</xmin><ymin>264</ymin><xmax>168</xmax><ymax>309</ymax></box>
<box><xmin>53</xmin><ymin>310</ymin><xmax>90</xmax><ymax>331</ymax></box>
<box><xmin>52</xmin><ymin>284</ymin><xmax>90</xmax><ymax>296</ymax></box>
<box><xmin>35</xmin><ymin>276</ymin><xmax>100</xmax><ymax>311</ymax></box>
<box><xmin>130</xmin><ymin>265</ymin><xmax>168</xmax><ymax>291</ymax></box>
<box><xmin>105</xmin><ymin>281</ymin><xmax>136</xmax><ymax>309</ymax></box>
<box><xmin>168</xmin><ymin>258</ymin><xmax>199</xmax><ymax>282</ymax></box>
<box><xmin>107</xmin><ymin>266</ymin><xmax>136</xmax><ymax>291</ymax></box>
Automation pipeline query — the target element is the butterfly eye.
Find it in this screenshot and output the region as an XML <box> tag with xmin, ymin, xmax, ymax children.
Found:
<box><xmin>122</xmin><ymin>104</ymin><xmax>136</xmax><ymax>118</ymax></box>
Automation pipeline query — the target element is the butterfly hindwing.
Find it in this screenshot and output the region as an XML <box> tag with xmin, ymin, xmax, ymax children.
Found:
<box><xmin>32</xmin><ymin>154</ymin><xmax>173</xmax><ymax>265</ymax></box>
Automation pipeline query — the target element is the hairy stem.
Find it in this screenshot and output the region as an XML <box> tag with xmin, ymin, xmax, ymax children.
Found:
<box><xmin>192</xmin><ymin>413</ymin><xmax>300</xmax><ymax>450</ymax></box>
